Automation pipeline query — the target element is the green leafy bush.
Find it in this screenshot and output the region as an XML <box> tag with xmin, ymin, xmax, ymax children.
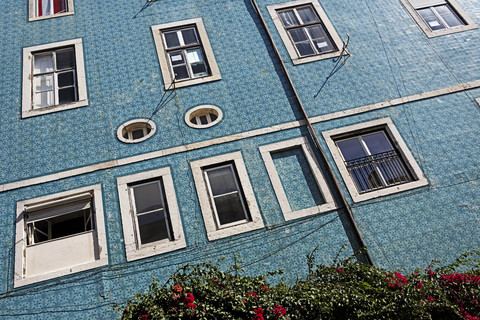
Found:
<box><xmin>117</xmin><ymin>250</ymin><xmax>480</xmax><ymax>320</ymax></box>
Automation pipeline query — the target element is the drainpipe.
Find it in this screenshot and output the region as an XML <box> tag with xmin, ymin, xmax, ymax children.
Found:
<box><xmin>249</xmin><ymin>0</ymin><xmax>373</xmax><ymax>265</ymax></box>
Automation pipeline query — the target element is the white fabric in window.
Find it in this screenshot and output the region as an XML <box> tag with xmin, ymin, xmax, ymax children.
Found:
<box><xmin>409</xmin><ymin>0</ymin><xmax>446</xmax><ymax>9</ymax></box>
<box><xmin>42</xmin><ymin>0</ymin><xmax>53</xmax><ymax>16</ymax></box>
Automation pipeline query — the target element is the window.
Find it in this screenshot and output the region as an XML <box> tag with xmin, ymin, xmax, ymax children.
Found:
<box><xmin>185</xmin><ymin>105</ymin><xmax>223</xmax><ymax>129</ymax></box>
<box><xmin>117</xmin><ymin>119</ymin><xmax>156</xmax><ymax>144</ymax></box>
<box><xmin>322</xmin><ymin>118</ymin><xmax>428</xmax><ymax>202</ymax></box>
<box><xmin>259</xmin><ymin>137</ymin><xmax>336</xmax><ymax>221</ymax></box>
<box><xmin>14</xmin><ymin>185</ymin><xmax>108</xmax><ymax>287</ymax></box>
<box><xmin>29</xmin><ymin>0</ymin><xmax>74</xmax><ymax>21</ymax></box>
<box><xmin>191</xmin><ymin>152</ymin><xmax>264</xmax><ymax>241</ymax></box>
<box><xmin>117</xmin><ymin>167</ymin><xmax>186</xmax><ymax>261</ymax></box>
<box><xmin>151</xmin><ymin>18</ymin><xmax>221</xmax><ymax>89</ymax></box>
<box><xmin>267</xmin><ymin>0</ymin><xmax>344</xmax><ymax>65</ymax></box>
<box><xmin>400</xmin><ymin>0</ymin><xmax>477</xmax><ymax>37</ymax></box>
<box><xmin>22</xmin><ymin>39</ymin><xmax>88</xmax><ymax>118</ymax></box>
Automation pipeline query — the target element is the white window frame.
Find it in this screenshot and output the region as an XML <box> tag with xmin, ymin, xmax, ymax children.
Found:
<box><xmin>322</xmin><ymin>118</ymin><xmax>428</xmax><ymax>203</ymax></box>
<box><xmin>267</xmin><ymin>0</ymin><xmax>344</xmax><ymax>65</ymax></box>
<box><xmin>28</xmin><ymin>0</ymin><xmax>74</xmax><ymax>22</ymax></box>
<box><xmin>400</xmin><ymin>0</ymin><xmax>477</xmax><ymax>37</ymax></box>
<box><xmin>22</xmin><ymin>38</ymin><xmax>88</xmax><ymax>118</ymax></box>
<box><xmin>259</xmin><ymin>137</ymin><xmax>336</xmax><ymax>221</ymax></box>
<box><xmin>151</xmin><ymin>18</ymin><xmax>221</xmax><ymax>90</ymax></box>
<box><xmin>14</xmin><ymin>185</ymin><xmax>108</xmax><ymax>287</ymax></box>
<box><xmin>191</xmin><ymin>152</ymin><xmax>264</xmax><ymax>241</ymax></box>
<box><xmin>476</xmin><ymin>98</ymin><xmax>480</xmax><ymax>106</ymax></box>
<box><xmin>117</xmin><ymin>167</ymin><xmax>186</xmax><ymax>261</ymax></box>
<box><xmin>117</xmin><ymin>119</ymin><xmax>157</xmax><ymax>144</ymax></box>
<box><xmin>184</xmin><ymin>105</ymin><xmax>223</xmax><ymax>129</ymax></box>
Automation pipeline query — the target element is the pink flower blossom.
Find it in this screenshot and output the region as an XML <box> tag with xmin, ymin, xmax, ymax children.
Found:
<box><xmin>186</xmin><ymin>302</ymin><xmax>197</xmax><ymax>309</ymax></box>
<box><xmin>337</xmin><ymin>268</ymin><xmax>344</xmax><ymax>274</ymax></box>
<box><xmin>272</xmin><ymin>304</ymin><xmax>287</xmax><ymax>317</ymax></box>
<box><xmin>184</xmin><ymin>292</ymin><xmax>195</xmax><ymax>304</ymax></box>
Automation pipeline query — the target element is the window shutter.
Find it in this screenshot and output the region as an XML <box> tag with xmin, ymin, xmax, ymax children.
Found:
<box><xmin>409</xmin><ymin>0</ymin><xmax>447</xmax><ymax>9</ymax></box>
<box><xmin>24</xmin><ymin>193</ymin><xmax>92</xmax><ymax>222</ymax></box>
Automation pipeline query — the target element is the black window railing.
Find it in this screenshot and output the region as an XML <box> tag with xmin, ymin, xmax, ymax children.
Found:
<box><xmin>344</xmin><ymin>150</ymin><xmax>412</xmax><ymax>193</ymax></box>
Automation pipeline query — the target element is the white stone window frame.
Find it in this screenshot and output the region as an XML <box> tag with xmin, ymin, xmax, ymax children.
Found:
<box><xmin>28</xmin><ymin>0</ymin><xmax>74</xmax><ymax>22</ymax></box>
<box><xmin>117</xmin><ymin>119</ymin><xmax>157</xmax><ymax>144</ymax></box>
<box><xmin>399</xmin><ymin>0</ymin><xmax>477</xmax><ymax>38</ymax></box>
<box><xmin>22</xmin><ymin>38</ymin><xmax>88</xmax><ymax>118</ymax></box>
<box><xmin>267</xmin><ymin>0</ymin><xmax>344</xmax><ymax>65</ymax></box>
<box><xmin>476</xmin><ymin>98</ymin><xmax>480</xmax><ymax>106</ymax></box>
<box><xmin>322</xmin><ymin>118</ymin><xmax>428</xmax><ymax>203</ymax></box>
<box><xmin>190</xmin><ymin>152</ymin><xmax>264</xmax><ymax>241</ymax></box>
<box><xmin>151</xmin><ymin>18</ymin><xmax>221</xmax><ymax>90</ymax></box>
<box><xmin>14</xmin><ymin>184</ymin><xmax>108</xmax><ymax>288</ymax></box>
<box><xmin>117</xmin><ymin>167</ymin><xmax>186</xmax><ymax>262</ymax></box>
<box><xmin>184</xmin><ymin>105</ymin><xmax>223</xmax><ymax>129</ymax></box>
<box><xmin>259</xmin><ymin>137</ymin><xmax>336</xmax><ymax>221</ymax></box>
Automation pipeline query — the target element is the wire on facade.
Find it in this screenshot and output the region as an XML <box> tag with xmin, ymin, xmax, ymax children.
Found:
<box><xmin>314</xmin><ymin>34</ymin><xmax>351</xmax><ymax>99</ymax></box>
<box><xmin>148</xmin><ymin>79</ymin><xmax>177</xmax><ymax>122</ymax></box>
<box><xmin>133</xmin><ymin>0</ymin><xmax>159</xmax><ymax>19</ymax></box>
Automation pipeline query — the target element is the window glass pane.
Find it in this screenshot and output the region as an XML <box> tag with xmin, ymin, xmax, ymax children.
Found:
<box><xmin>206</xmin><ymin>166</ymin><xmax>239</xmax><ymax>196</ymax></box>
<box><xmin>34</xmin><ymin>75</ymin><xmax>54</xmax><ymax>92</ymax></box>
<box><xmin>295</xmin><ymin>42</ymin><xmax>316</xmax><ymax>57</ymax></box>
<box><xmin>191</xmin><ymin>63</ymin><xmax>208</xmax><ymax>77</ymax></box>
<box><xmin>58</xmin><ymin>71</ymin><xmax>75</xmax><ymax>87</ymax></box>
<box><xmin>297</xmin><ymin>6</ymin><xmax>319</xmax><ymax>24</ymax></box>
<box><xmin>137</xmin><ymin>210</ymin><xmax>170</xmax><ymax>244</ymax></box>
<box><xmin>186</xmin><ymin>49</ymin><xmax>203</xmax><ymax>63</ymax></box>
<box><xmin>173</xmin><ymin>65</ymin><xmax>190</xmax><ymax>80</ymax></box>
<box><xmin>362</xmin><ymin>132</ymin><xmax>393</xmax><ymax>155</ymax></box>
<box><xmin>214</xmin><ymin>193</ymin><xmax>247</xmax><ymax>225</ymax></box>
<box><xmin>169</xmin><ymin>51</ymin><xmax>185</xmax><ymax>65</ymax></box>
<box><xmin>164</xmin><ymin>31</ymin><xmax>181</xmax><ymax>48</ymax></box>
<box><xmin>181</xmin><ymin>28</ymin><xmax>199</xmax><ymax>45</ymax></box>
<box><xmin>56</xmin><ymin>49</ymin><xmax>75</xmax><ymax>70</ymax></box>
<box><xmin>34</xmin><ymin>54</ymin><xmax>54</xmax><ymax>74</ymax></box>
<box><xmin>279</xmin><ymin>10</ymin><xmax>300</xmax><ymax>27</ymax></box>
<box><xmin>34</xmin><ymin>91</ymin><xmax>54</xmax><ymax>108</ymax></box>
<box><xmin>337</xmin><ymin>138</ymin><xmax>367</xmax><ymax>161</ymax></box>
<box><xmin>435</xmin><ymin>5</ymin><xmax>464</xmax><ymax>27</ymax></box>
<box><xmin>41</xmin><ymin>0</ymin><xmax>53</xmax><ymax>16</ymax></box>
<box><xmin>200</xmin><ymin>115</ymin><xmax>208</xmax><ymax>125</ymax></box>
<box><xmin>209</xmin><ymin>113</ymin><xmax>218</xmax><ymax>121</ymax></box>
<box><xmin>54</xmin><ymin>0</ymin><xmax>67</xmax><ymax>14</ymax></box>
<box><xmin>132</xmin><ymin>129</ymin><xmax>145</xmax><ymax>140</ymax></box>
<box><xmin>191</xmin><ymin>117</ymin><xmax>198</xmax><ymax>124</ymax></box>
<box><xmin>58</xmin><ymin>87</ymin><xmax>76</xmax><ymax>104</ymax></box>
<box><xmin>289</xmin><ymin>28</ymin><xmax>309</xmax><ymax>42</ymax></box>
<box><xmin>132</xmin><ymin>182</ymin><xmax>164</xmax><ymax>214</ymax></box>
<box><xmin>307</xmin><ymin>25</ymin><xmax>334</xmax><ymax>53</ymax></box>
<box><xmin>418</xmin><ymin>8</ymin><xmax>445</xmax><ymax>30</ymax></box>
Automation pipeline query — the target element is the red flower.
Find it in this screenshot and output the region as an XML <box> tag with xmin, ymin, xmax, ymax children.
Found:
<box><xmin>247</xmin><ymin>292</ymin><xmax>258</xmax><ymax>299</ymax></box>
<box><xmin>186</xmin><ymin>302</ymin><xmax>197</xmax><ymax>309</ymax></box>
<box><xmin>141</xmin><ymin>315</ymin><xmax>149</xmax><ymax>320</ymax></box>
<box><xmin>184</xmin><ymin>292</ymin><xmax>195</xmax><ymax>304</ymax></box>
<box><xmin>337</xmin><ymin>268</ymin><xmax>344</xmax><ymax>274</ymax></box>
<box><xmin>254</xmin><ymin>307</ymin><xmax>263</xmax><ymax>314</ymax></box>
<box><xmin>172</xmin><ymin>284</ymin><xmax>183</xmax><ymax>293</ymax></box>
<box><xmin>253</xmin><ymin>314</ymin><xmax>264</xmax><ymax>320</ymax></box>
<box><xmin>243</xmin><ymin>299</ymin><xmax>247</xmax><ymax>304</ymax></box>
<box><xmin>261</xmin><ymin>285</ymin><xmax>270</xmax><ymax>292</ymax></box>
<box><xmin>417</xmin><ymin>282</ymin><xmax>424</xmax><ymax>288</ymax></box>
<box><xmin>427</xmin><ymin>296</ymin><xmax>435</xmax><ymax>301</ymax></box>
<box><xmin>272</xmin><ymin>304</ymin><xmax>287</xmax><ymax>317</ymax></box>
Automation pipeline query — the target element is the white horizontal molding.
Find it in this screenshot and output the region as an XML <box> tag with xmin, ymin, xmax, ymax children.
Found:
<box><xmin>1</xmin><ymin>80</ymin><xmax>480</xmax><ymax>192</ymax></box>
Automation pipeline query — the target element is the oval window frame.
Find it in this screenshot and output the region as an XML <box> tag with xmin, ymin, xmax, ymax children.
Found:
<box><xmin>185</xmin><ymin>105</ymin><xmax>223</xmax><ymax>129</ymax></box>
<box><xmin>117</xmin><ymin>119</ymin><xmax>156</xmax><ymax>144</ymax></box>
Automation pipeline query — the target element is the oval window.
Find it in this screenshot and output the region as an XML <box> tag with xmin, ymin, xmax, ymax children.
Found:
<box><xmin>185</xmin><ymin>105</ymin><xmax>223</xmax><ymax>129</ymax></box>
<box><xmin>117</xmin><ymin>119</ymin><xmax>156</xmax><ymax>144</ymax></box>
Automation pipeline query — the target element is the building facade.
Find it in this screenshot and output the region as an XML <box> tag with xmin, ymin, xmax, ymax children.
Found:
<box><xmin>1</xmin><ymin>0</ymin><xmax>480</xmax><ymax>318</ymax></box>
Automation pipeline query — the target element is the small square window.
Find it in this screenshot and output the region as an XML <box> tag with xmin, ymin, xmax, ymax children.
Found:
<box><xmin>28</xmin><ymin>0</ymin><xmax>74</xmax><ymax>21</ymax></box>
<box><xmin>117</xmin><ymin>167</ymin><xmax>186</xmax><ymax>261</ymax></box>
<box><xmin>268</xmin><ymin>0</ymin><xmax>344</xmax><ymax>65</ymax></box>
<box><xmin>259</xmin><ymin>137</ymin><xmax>336</xmax><ymax>221</ymax></box>
<box><xmin>22</xmin><ymin>39</ymin><xmax>88</xmax><ymax>118</ymax></box>
<box><xmin>191</xmin><ymin>152</ymin><xmax>264</xmax><ymax>241</ymax></box>
<box><xmin>400</xmin><ymin>0</ymin><xmax>477</xmax><ymax>37</ymax></box>
<box><xmin>151</xmin><ymin>18</ymin><xmax>221</xmax><ymax>89</ymax></box>
<box><xmin>322</xmin><ymin>118</ymin><xmax>428</xmax><ymax>203</ymax></box>
<box><xmin>14</xmin><ymin>185</ymin><xmax>108</xmax><ymax>287</ymax></box>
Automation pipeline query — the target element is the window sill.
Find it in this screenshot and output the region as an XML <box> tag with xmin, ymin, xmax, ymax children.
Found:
<box><xmin>125</xmin><ymin>237</ymin><xmax>186</xmax><ymax>262</ymax></box>
<box><xmin>165</xmin><ymin>74</ymin><xmax>221</xmax><ymax>90</ymax></box>
<box><xmin>28</xmin><ymin>11</ymin><xmax>74</xmax><ymax>22</ymax></box>
<box><xmin>21</xmin><ymin>100</ymin><xmax>88</xmax><ymax>118</ymax></box>
<box><xmin>206</xmin><ymin>218</ymin><xmax>264</xmax><ymax>241</ymax></box>
<box><xmin>292</xmin><ymin>50</ymin><xmax>344</xmax><ymax>65</ymax></box>
<box><xmin>348</xmin><ymin>179</ymin><xmax>429</xmax><ymax>203</ymax></box>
